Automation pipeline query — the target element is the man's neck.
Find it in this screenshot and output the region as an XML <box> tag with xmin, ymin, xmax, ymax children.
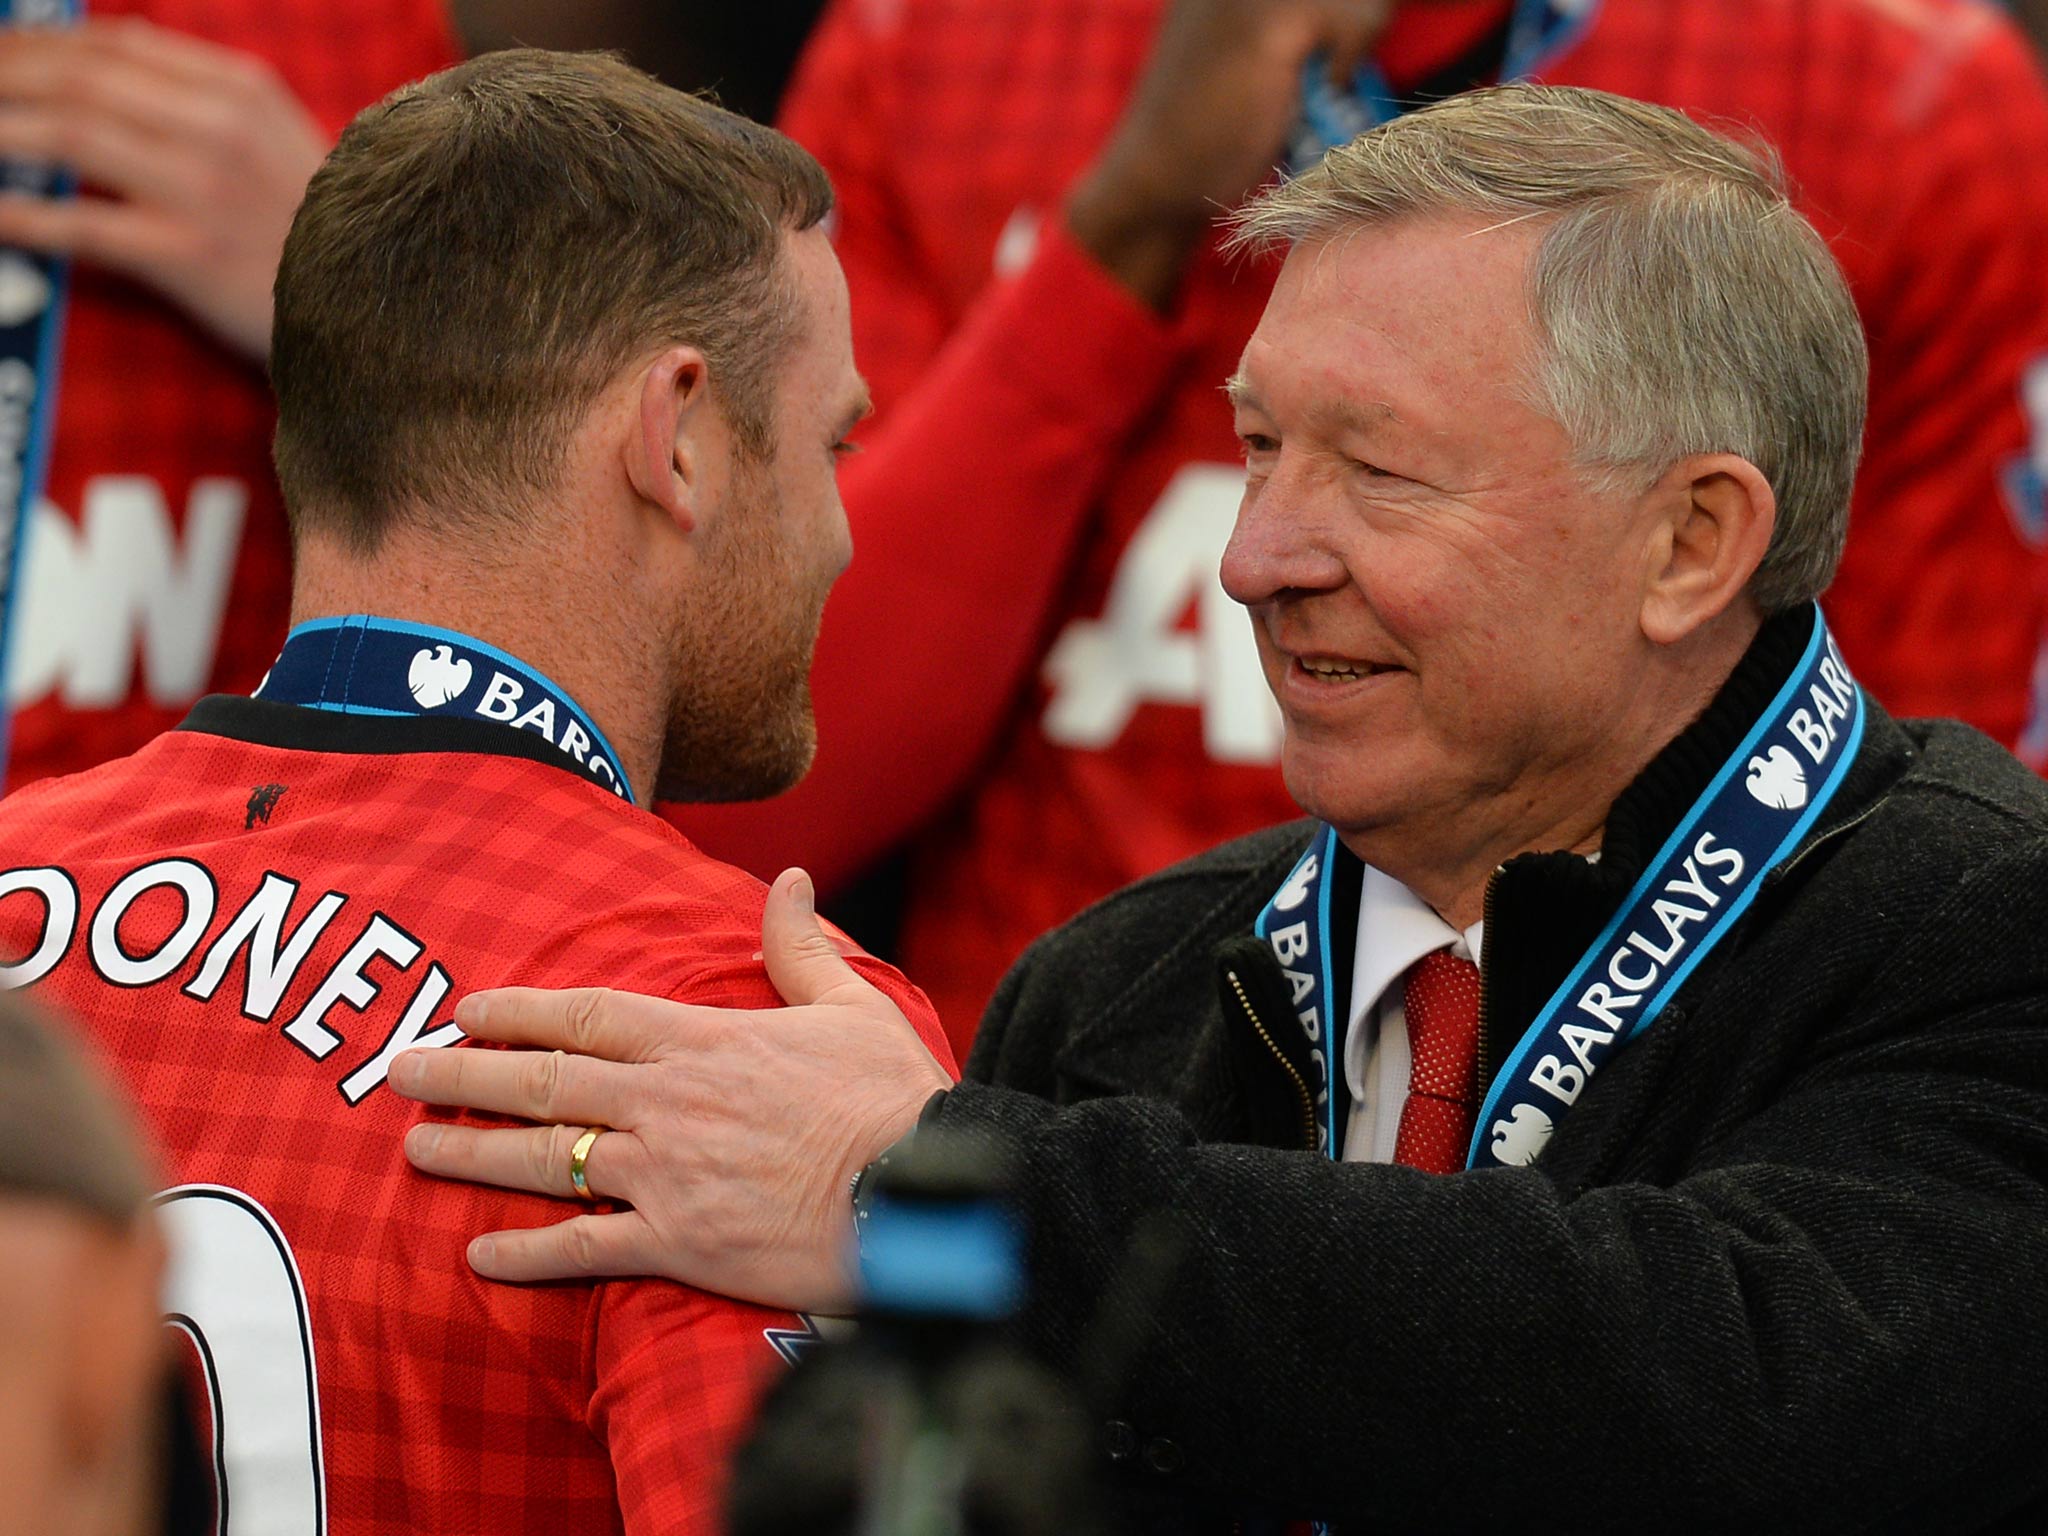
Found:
<box><xmin>289</xmin><ymin>536</ymin><xmax>666</xmax><ymax>805</ymax></box>
<box><xmin>1363</xmin><ymin>802</ymin><xmax>1608</xmax><ymax>932</ymax></box>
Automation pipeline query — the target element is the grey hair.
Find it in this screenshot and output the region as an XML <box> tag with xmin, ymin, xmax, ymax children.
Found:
<box><xmin>1229</xmin><ymin>85</ymin><xmax>1868</xmax><ymax>613</ymax></box>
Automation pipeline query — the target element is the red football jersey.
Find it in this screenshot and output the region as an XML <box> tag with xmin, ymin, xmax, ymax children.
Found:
<box><xmin>5</xmin><ymin>0</ymin><xmax>457</xmax><ymax>790</ymax></box>
<box><xmin>0</xmin><ymin>697</ymin><xmax>954</xmax><ymax>1533</ymax></box>
<box><xmin>672</xmin><ymin>0</ymin><xmax>2048</xmax><ymax>1051</ymax></box>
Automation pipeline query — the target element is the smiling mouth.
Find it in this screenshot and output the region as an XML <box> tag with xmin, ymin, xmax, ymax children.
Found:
<box><xmin>1295</xmin><ymin>657</ymin><xmax>1399</xmax><ymax>682</ymax></box>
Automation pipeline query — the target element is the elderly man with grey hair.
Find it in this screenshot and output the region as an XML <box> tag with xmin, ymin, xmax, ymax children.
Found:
<box><xmin>395</xmin><ymin>85</ymin><xmax>2048</xmax><ymax>1533</ymax></box>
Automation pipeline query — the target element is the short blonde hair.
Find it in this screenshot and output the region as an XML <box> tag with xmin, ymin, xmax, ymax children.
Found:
<box><xmin>1231</xmin><ymin>85</ymin><xmax>1868</xmax><ymax>613</ymax></box>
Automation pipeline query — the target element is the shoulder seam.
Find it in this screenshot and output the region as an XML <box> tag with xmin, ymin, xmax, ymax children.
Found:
<box><xmin>1899</xmin><ymin>777</ymin><xmax>2048</xmax><ymax>836</ymax></box>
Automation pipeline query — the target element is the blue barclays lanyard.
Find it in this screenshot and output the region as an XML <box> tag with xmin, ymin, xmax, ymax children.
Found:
<box><xmin>1253</xmin><ymin>822</ymin><xmax>1351</xmax><ymax>1157</ymax></box>
<box><xmin>1470</xmin><ymin>607</ymin><xmax>1863</xmax><ymax>1167</ymax></box>
<box><xmin>1291</xmin><ymin>0</ymin><xmax>1600</xmax><ymax>171</ymax></box>
<box><xmin>0</xmin><ymin>0</ymin><xmax>84</xmax><ymax>787</ymax></box>
<box><xmin>255</xmin><ymin>615</ymin><xmax>636</xmax><ymax>804</ymax></box>
<box><xmin>1253</xmin><ymin>604</ymin><xmax>1866</xmax><ymax>1175</ymax></box>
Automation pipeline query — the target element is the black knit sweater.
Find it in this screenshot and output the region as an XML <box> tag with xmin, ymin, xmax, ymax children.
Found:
<box><xmin>933</xmin><ymin>618</ymin><xmax>2048</xmax><ymax>1534</ymax></box>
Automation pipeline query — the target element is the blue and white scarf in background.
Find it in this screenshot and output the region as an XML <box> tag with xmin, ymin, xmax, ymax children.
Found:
<box><xmin>0</xmin><ymin>0</ymin><xmax>84</xmax><ymax>786</ymax></box>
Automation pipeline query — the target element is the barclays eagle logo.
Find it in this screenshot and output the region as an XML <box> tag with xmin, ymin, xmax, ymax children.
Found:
<box><xmin>1744</xmin><ymin>745</ymin><xmax>1807</xmax><ymax>811</ymax></box>
<box><xmin>1272</xmin><ymin>853</ymin><xmax>1319</xmax><ymax>914</ymax></box>
<box><xmin>407</xmin><ymin>644</ymin><xmax>472</xmax><ymax>709</ymax></box>
<box><xmin>1489</xmin><ymin>1102</ymin><xmax>1554</xmax><ymax>1166</ymax></box>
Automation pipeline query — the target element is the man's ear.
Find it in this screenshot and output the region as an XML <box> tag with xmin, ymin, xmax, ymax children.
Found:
<box><xmin>626</xmin><ymin>346</ymin><xmax>713</xmax><ymax>533</ymax></box>
<box><xmin>1638</xmin><ymin>453</ymin><xmax>1777</xmax><ymax>645</ymax></box>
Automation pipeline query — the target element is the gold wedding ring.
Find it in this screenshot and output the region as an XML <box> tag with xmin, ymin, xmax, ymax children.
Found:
<box><xmin>568</xmin><ymin>1126</ymin><xmax>607</xmax><ymax>1202</ymax></box>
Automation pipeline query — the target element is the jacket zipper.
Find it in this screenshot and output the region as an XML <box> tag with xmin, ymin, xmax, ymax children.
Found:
<box><xmin>1225</xmin><ymin>968</ymin><xmax>1317</xmax><ymax>1152</ymax></box>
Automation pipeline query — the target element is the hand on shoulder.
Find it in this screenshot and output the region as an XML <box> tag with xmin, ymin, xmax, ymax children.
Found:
<box><xmin>392</xmin><ymin>869</ymin><xmax>954</xmax><ymax>1313</ymax></box>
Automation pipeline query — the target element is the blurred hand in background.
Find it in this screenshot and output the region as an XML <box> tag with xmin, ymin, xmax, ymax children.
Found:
<box><xmin>0</xmin><ymin>17</ymin><xmax>327</xmax><ymax>360</ymax></box>
<box><xmin>1069</xmin><ymin>0</ymin><xmax>1393</xmax><ymax>309</ymax></box>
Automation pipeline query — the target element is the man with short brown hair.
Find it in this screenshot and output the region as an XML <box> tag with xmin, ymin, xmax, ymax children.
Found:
<box><xmin>0</xmin><ymin>47</ymin><xmax>951</xmax><ymax>1533</ymax></box>
<box><xmin>270</xmin><ymin>48</ymin><xmax>827</xmax><ymax>547</ymax></box>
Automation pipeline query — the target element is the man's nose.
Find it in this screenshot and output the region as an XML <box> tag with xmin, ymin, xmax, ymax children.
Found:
<box><xmin>1220</xmin><ymin>463</ymin><xmax>1349</xmax><ymax>607</ymax></box>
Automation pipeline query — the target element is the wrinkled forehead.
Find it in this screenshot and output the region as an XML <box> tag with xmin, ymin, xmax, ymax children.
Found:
<box><xmin>1237</xmin><ymin>215</ymin><xmax>1548</xmax><ymax>431</ymax></box>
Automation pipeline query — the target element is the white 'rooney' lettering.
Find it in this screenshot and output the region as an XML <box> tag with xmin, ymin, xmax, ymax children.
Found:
<box><xmin>90</xmin><ymin>859</ymin><xmax>216</xmax><ymax>987</ymax></box>
<box><xmin>0</xmin><ymin>857</ymin><xmax>463</xmax><ymax>1103</ymax></box>
<box><xmin>0</xmin><ymin>865</ymin><xmax>76</xmax><ymax>986</ymax></box>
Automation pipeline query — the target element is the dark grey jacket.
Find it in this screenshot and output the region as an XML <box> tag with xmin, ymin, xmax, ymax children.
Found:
<box><xmin>928</xmin><ymin>620</ymin><xmax>2048</xmax><ymax>1535</ymax></box>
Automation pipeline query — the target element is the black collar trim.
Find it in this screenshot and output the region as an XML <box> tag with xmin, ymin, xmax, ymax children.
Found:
<box><xmin>176</xmin><ymin>694</ymin><xmax>609</xmax><ymax>790</ymax></box>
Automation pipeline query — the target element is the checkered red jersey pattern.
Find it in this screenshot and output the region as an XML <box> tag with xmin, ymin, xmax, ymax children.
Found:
<box><xmin>7</xmin><ymin>0</ymin><xmax>457</xmax><ymax>791</ymax></box>
<box><xmin>671</xmin><ymin>0</ymin><xmax>2048</xmax><ymax>1051</ymax></box>
<box><xmin>0</xmin><ymin>713</ymin><xmax>954</xmax><ymax>1534</ymax></box>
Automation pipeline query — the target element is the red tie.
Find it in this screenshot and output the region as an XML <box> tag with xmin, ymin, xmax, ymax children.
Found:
<box><xmin>1393</xmin><ymin>949</ymin><xmax>1483</xmax><ymax>1175</ymax></box>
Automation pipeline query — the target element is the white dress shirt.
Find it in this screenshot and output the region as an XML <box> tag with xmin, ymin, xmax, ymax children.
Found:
<box><xmin>1340</xmin><ymin>865</ymin><xmax>1487</xmax><ymax>1165</ymax></box>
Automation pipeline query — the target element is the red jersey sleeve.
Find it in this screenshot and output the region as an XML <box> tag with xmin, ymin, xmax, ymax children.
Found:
<box><xmin>1822</xmin><ymin>14</ymin><xmax>2048</xmax><ymax>746</ymax></box>
<box><xmin>665</xmin><ymin>0</ymin><xmax>1198</xmax><ymax>893</ymax></box>
<box><xmin>589</xmin><ymin>942</ymin><xmax>953</xmax><ymax>1533</ymax></box>
<box><xmin>668</xmin><ymin>946</ymin><xmax>959</xmax><ymax>1079</ymax></box>
<box><xmin>589</xmin><ymin>1281</ymin><xmax>800</xmax><ymax>1536</ymax></box>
